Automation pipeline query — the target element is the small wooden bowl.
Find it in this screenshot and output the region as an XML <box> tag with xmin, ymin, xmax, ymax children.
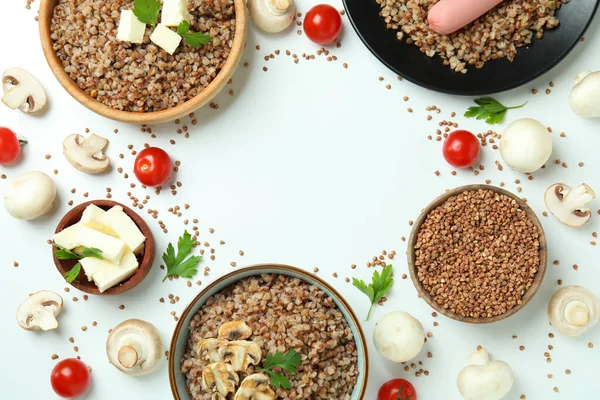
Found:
<box><xmin>38</xmin><ymin>0</ymin><xmax>248</xmax><ymax>124</ymax></box>
<box><xmin>407</xmin><ymin>185</ymin><xmax>548</xmax><ymax>324</ymax></box>
<box><xmin>53</xmin><ymin>200</ymin><xmax>155</xmax><ymax>295</ymax></box>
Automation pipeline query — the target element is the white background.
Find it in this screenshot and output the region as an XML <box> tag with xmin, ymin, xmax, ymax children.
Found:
<box><xmin>1</xmin><ymin>0</ymin><xmax>599</xmax><ymax>399</ymax></box>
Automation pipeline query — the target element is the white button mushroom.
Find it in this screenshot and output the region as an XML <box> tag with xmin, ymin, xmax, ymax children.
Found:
<box><xmin>3</xmin><ymin>171</ymin><xmax>56</xmax><ymax>220</ymax></box>
<box><xmin>499</xmin><ymin>118</ymin><xmax>552</xmax><ymax>173</ymax></box>
<box><xmin>457</xmin><ymin>347</ymin><xmax>514</xmax><ymax>400</ymax></box>
<box><xmin>63</xmin><ymin>133</ymin><xmax>110</xmax><ymax>174</ymax></box>
<box><xmin>548</xmin><ymin>286</ymin><xmax>599</xmax><ymax>337</ymax></box>
<box><xmin>2</xmin><ymin>68</ymin><xmax>47</xmax><ymax>114</ymax></box>
<box><xmin>544</xmin><ymin>183</ymin><xmax>595</xmax><ymax>228</ymax></box>
<box><xmin>570</xmin><ymin>70</ymin><xmax>600</xmax><ymax>118</ymax></box>
<box><xmin>248</xmin><ymin>0</ymin><xmax>295</xmax><ymax>33</ymax></box>
<box><xmin>106</xmin><ymin>319</ymin><xmax>163</xmax><ymax>376</ymax></box>
<box><xmin>373</xmin><ymin>311</ymin><xmax>424</xmax><ymax>363</ymax></box>
<box><xmin>16</xmin><ymin>291</ymin><xmax>63</xmax><ymax>331</ymax></box>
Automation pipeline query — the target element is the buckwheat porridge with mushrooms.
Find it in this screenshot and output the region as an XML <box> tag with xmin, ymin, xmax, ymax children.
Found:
<box><xmin>50</xmin><ymin>0</ymin><xmax>235</xmax><ymax>112</ymax></box>
<box><xmin>377</xmin><ymin>0</ymin><xmax>569</xmax><ymax>73</ymax></box>
<box><xmin>181</xmin><ymin>274</ymin><xmax>359</xmax><ymax>399</ymax></box>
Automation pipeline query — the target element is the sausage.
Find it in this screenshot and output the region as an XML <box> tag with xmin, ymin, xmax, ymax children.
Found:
<box><xmin>427</xmin><ymin>0</ymin><xmax>504</xmax><ymax>35</ymax></box>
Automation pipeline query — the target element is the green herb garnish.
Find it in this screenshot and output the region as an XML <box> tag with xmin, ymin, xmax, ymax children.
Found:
<box><xmin>53</xmin><ymin>244</ymin><xmax>104</xmax><ymax>283</ymax></box>
<box><xmin>259</xmin><ymin>350</ymin><xmax>301</xmax><ymax>389</ymax></box>
<box><xmin>353</xmin><ymin>264</ymin><xmax>394</xmax><ymax>321</ymax></box>
<box><xmin>162</xmin><ymin>230</ymin><xmax>202</xmax><ymax>282</ymax></box>
<box><xmin>133</xmin><ymin>0</ymin><xmax>162</xmax><ymax>27</ymax></box>
<box><xmin>177</xmin><ymin>21</ymin><xmax>213</xmax><ymax>47</ymax></box>
<box><xmin>464</xmin><ymin>97</ymin><xmax>527</xmax><ymax>124</ymax></box>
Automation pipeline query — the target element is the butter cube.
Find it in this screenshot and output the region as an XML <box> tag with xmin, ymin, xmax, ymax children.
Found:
<box><xmin>162</xmin><ymin>0</ymin><xmax>190</xmax><ymax>27</ymax></box>
<box><xmin>91</xmin><ymin>250</ymin><xmax>139</xmax><ymax>293</ymax></box>
<box><xmin>81</xmin><ymin>204</ymin><xmax>105</xmax><ymax>223</ymax></box>
<box><xmin>150</xmin><ymin>24</ymin><xmax>182</xmax><ymax>55</ymax></box>
<box><xmin>117</xmin><ymin>10</ymin><xmax>146</xmax><ymax>44</ymax></box>
<box><xmin>99</xmin><ymin>206</ymin><xmax>146</xmax><ymax>254</ymax></box>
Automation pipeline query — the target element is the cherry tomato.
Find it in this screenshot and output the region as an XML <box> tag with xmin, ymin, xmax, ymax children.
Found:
<box><xmin>378</xmin><ymin>379</ymin><xmax>417</xmax><ymax>400</ymax></box>
<box><xmin>50</xmin><ymin>358</ymin><xmax>91</xmax><ymax>399</ymax></box>
<box><xmin>442</xmin><ymin>130</ymin><xmax>480</xmax><ymax>168</ymax></box>
<box><xmin>0</xmin><ymin>127</ymin><xmax>23</xmax><ymax>165</ymax></box>
<box><xmin>133</xmin><ymin>147</ymin><xmax>173</xmax><ymax>187</ymax></box>
<box><xmin>303</xmin><ymin>4</ymin><xmax>343</xmax><ymax>45</ymax></box>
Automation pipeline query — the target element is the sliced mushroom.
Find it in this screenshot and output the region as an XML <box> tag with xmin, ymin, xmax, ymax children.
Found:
<box><xmin>218</xmin><ymin>321</ymin><xmax>253</xmax><ymax>341</ymax></box>
<box><xmin>544</xmin><ymin>183</ymin><xmax>595</xmax><ymax>227</ymax></box>
<box><xmin>234</xmin><ymin>373</ymin><xmax>276</xmax><ymax>400</ymax></box>
<box><xmin>248</xmin><ymin>0</ymin><xmax>296</xmax><ymax>33</ymax></box>
<box><xmin>196</xmin><ymin>338</ymin><xmax>229</xmax><ymax>363</ymax></box>
<box><xmin>219</xmin><ymin>340</ymin><xmax>262</xmax><ymax>372</ymax></box>
<box><xmin>548</xmin><ymin>286</ymin><xmax>600</xmax><ymax>336</ymax></box>
<box><xmin>202</xmin><ymin>362</ymin><xmax>239</xmax><ymax>397</ymax></box>
<box><xmin>2</xmin><ymin>68</ymin><xmax>47</xmax><ymax>113</ymax></box>
<box><xmin>63</xmin><ymin>134</ymin><xmax>110</xmax><ymax>174</ymax></box>
<box><xmin>16</xmin><ymin>291</ymin><xmax>63</xmax><ymax>331</ymax></box>
<box><xmin>106</xmin><ymin>319</ymin><xmax>163</xmax><ymax>376</ymax></box>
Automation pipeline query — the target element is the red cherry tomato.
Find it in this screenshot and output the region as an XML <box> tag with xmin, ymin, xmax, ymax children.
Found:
<box><xmin>303</xmin><ymin>4</ymin><xmax>343</xmax><ymax>45</ymax></box>
<box><xmin>442</xmin><ymin>130</ymin><xmax>480</xmax><ymax>168</ymax></box>
<box><xmin>133</xmin><ymin>147</ymin><xmax>173</xmax><ymax>187</ymax></box>
<box><xmin>0</xmin><ymin>127</ymin><xmax>23</xmax><ymax>165</ymax></box>
<box><xmin>50</xmin><ymin>358</ymin><xmax>91</xmax><ymax>399</ymax></box>
<box><xmin>378</xmin><ymin>379</ymin><xmax>417</xmax><ymax>400</ymax></box>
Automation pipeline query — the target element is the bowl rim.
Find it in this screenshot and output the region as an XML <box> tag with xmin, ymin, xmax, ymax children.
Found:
<box><xmin>38</xmin><ymin>0</ymin><xmax>248</xmax><ymax>124</ymax></box>
<box><xmin>52</xmin><ymin>199</ymin><xmax>155</xmax><ymax>295</ymax></box>
<box><xmin>168</xmin><ymin>263</ymin><xmax>369</xmax><ymax>400</ymax></box>
<box><xmin>406</xmin><ymin>184</ymin><xmax>548</xmax><ymax>324</ymax></box>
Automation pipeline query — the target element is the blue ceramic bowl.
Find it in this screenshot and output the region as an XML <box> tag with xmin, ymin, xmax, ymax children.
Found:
<box><xmin>169</xmin><ymin>264</ymin><xmax>368</xmax><ymax>399</ymax></box>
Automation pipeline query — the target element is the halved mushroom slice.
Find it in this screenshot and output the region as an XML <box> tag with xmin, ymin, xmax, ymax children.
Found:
<box><xmin>218</xmin><ymin>321</ymin><xmax>253</xmax><ymax>341</ymax></box>
<box><xmin>219</xmin><ymin>340</ymin><xmax>262</xmax><ymax>372</ymax></box>
<box><xmin>202</xmin><ymin>362</ymin><xmax>239</xmax><ymax>397</ymax></box>
<box><xmin>106</xmin><ymin>319</ymin><xmax>163</xmax><ymax>376</ymax></box>
<box><xmin>63</xmin><ymin>134</ymin><xmax>110</xmax><ymax>174</ymax></box>
<box><xmin>2</xmin><ymin>68</ymin><xmax>47</xmax><ymax>113</ymax></box>
<box><xmin>544</xmin><ymin>183</ymin><xmax>595</xmax><ymax>227</ymax></box>
<box><xmin>234</xmin><ymin>373</ymin><xmax>276</xmax><ymax>400</ymax></box>
<box><xmin>195</xmin><ymin>338</ymin><xmax>228</xmax><ymax>363</ymax></box>
<box><xmin>16</xmin><ymin>291</ymin><xmax>63</xmax><ymax>331</ymax></box>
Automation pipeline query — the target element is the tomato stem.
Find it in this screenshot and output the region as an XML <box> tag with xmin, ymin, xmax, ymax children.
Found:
<box><xmin>19</xmin><ymin>139</ymin><xmax>28</xmax><ymax>147</ymax></box>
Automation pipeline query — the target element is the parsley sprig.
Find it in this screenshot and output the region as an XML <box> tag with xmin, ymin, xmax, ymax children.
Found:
<box><xmin>353</xmin><ymin>264</ymin><xmax>394</xmax><ymax>321</ymax></box>
<box><xmin>177</xmin><ymin>21</ymin><xmax>213</xmax><ymax>47</ymax></box>
<box><xmin>162</xmin><ymin>231</ymin><xmax>202</xmax><ymax>282</ymax></box>
<box><xmin>53</xmin><ymin>244</ymin><xmax>104</xmax><ymax>283</ymax></box>
<box><xmin>259</xmin><ymin>350</ymin><xmax>301</xmax><ymax>389</ymax></box>
<box><xmin>132</xmin><ymin>0</ymin><xmax>162</xmax><ymax>27</ymax></box>
<box><xmin>464</xmin><ymin>97</ymin><xmax>527</xmax><ymax>124</ymax></box>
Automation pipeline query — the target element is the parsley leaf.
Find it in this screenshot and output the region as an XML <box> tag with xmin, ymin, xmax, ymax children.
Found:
<box><xmin>162</xmin><ymin>231</ymin><xmax>202</xmax><ymax>282</ymax></box>
<box><xmin>53</xmin><ymin>244</ymin><xmax>104</xmax><ymax>283</ymax></box>
<box><xmin>259</xmin><ymin>350</ymin><xmax>301</xmax><ymax>389</ymax></box>
<box><xmin>80</xmin><ymin>247</ymin><xmax>104</xmax><ymax>259</ymax></box>
<box><xmin>177</xmin><ymin>21</ymin><xmax>213</xmax><ymax>47</ymax></box>
<box><xmin>353</xmin><ymin>264</ymin><xmax>394</xmax><ymax>321</ymax></box>
<box><xmin>53</xmin><ymin>244</ymin><xmax>81</xmax><ymax>260</ymax></box>
<box><xmin>464</xmin><ymin>97</ymin><xmax>527</xmax><ymax>124</ymax></box>
<box><xmin>65</xmin><ymin>263</ymin><xmax>82</xmax><ymax>283</ymax></box>
<box><xmin>133</xmin><ymin>0</ymin><xmax>162</xmax><ymax>27</ymax></box>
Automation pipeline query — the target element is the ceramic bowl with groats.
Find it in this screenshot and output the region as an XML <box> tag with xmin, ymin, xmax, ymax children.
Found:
<box><xmin>169</xmin><ymin>264</ymin><xmax>369</xmax><ymax>399</ymax></box>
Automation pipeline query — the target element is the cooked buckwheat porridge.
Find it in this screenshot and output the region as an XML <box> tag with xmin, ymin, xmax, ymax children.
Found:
<box><xmin>378</xmin><ymin>0</ymin><xmax>569</xmax><ymax>73</ymax></box>
<box><xmin>50</xmin><ymin>0</ymin><xmax>235</xmax><ymax>112</ymax></box>
<box><xmin>181</xmin><ymin>274</ymin><xmax>359</xmax><ymax>399</ymax></box>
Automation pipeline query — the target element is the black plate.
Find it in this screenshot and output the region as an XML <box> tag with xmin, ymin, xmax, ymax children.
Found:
<box><xmin>343</xmin><ymin>0</ymin><xmax>599</xmax><ymax>95</ymax></box>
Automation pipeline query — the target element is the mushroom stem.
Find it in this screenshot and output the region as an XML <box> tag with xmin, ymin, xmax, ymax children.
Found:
<box><xmin>118</xmin><ymin>342</ymin><xmax>143</xmax><ymax>369</ymax></box>
<box><xmin>35</xmin><ymin>308</ymin><xmax>60</xmax><ymax>331</ymax></box>
<box><xmin>467</xmin><ymin>348</ymin><xmax>490</xmax><ymax>366</ymax></box>
<box><xmin>564</xmin><ymin>300</ymin><xmax>589</xmax><ymax>326</ymax></box>
<box><xmin>561</xmin><ymin>184</ymin><xmax>595</xmax><ymax>214</ymax></box>
<box><xmin>266</xmin><ymin>0</ymin><xmax>290</xmax><ymax>15</ymax></box>
<box><xmin>574</xmin><ymin>71</ymin><xmax>592</xmax><ymax>86</ymax></box>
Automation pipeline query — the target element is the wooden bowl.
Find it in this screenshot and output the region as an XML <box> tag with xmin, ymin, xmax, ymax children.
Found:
<box><xmin>407</xmin><ymin>185</ymin><xmax>548</xmax><ymax>324</ymax></box>
<box><xmin>38</xmin><ymin>0</ymin><xmax>248</xmax><ymax>124</ymax></box>
<box><xmin>53</xmin><ymin>200</ymin><xmax>155</xmax><ymax>295</ymax></box>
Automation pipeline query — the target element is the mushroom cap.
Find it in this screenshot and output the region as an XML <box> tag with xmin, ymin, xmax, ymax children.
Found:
<box><xmin>548</xmin><ymin>285</ymin><xmax>600</xmax><ymax>336</ymax></box>
<box><xmin>16</xmin><ymin>290</ymin><xmax>63</xmax><ymax>331</ymax></box>
<box><xmin>500</xmin><ymin>118</ymin><xmax>552</xmax><ymax>173</ymax></box>
<box><xmin>248</xmin><ymin>0</ymin><xmax>296</xmax><ymax>33</ymax></box>
<box><xmin>218</xmin><ymin>321</ymin><xmax>253</xmax><ymax>341</ymax></box>
<box><xmin>544</xmin><ymin>183</ymin><xmax>595</xmax><ymax>228</ymax></box>
<box><xmin>3</xmin><ymin>171</ymin><xmax>56</xmax><ymax>220</ymax></box>
<box><xmin>2</xmin><ymin>68</ymin><xmax>47</xmax><ymax>113</ymax></box>
<box><xmin>197</xmin><ymin>338</ymin><xmax>229</xmax><ymax>363</ymax></box>
<box><xmin>202</xmin><ymin>362</ymin><xmax>240</xmax><ymax>397</ymax></box>
<box><xmin>457</xmin><ymin>357</ymin><xmax>514</xmax><ymax>400</ymax></box>
<box><xmin>373</xmin><ymin>311</ymin><xmax>425</xmax><ymax>363</ymax></box>
<box><xmin>106</xmin><ymin>319</ymin><xmax>163</xmax><ymax>376</ymax></box>
<box><xmin>219</xmin><ymin>340</ymin><xmax>262</xmax><ymax>372</ymax></box>
<box><xmin>63</xmin><ymin>134</ymin><xmax>110</xmax><ymax>174</ymax></box>
<box><xmin>570</xmin><ymin>70</ymin><xmax>600</xmax><ymax>118</ymax></box>
<box><xmin>234</xmin><ymin>373</ymin><xmax>276</xmax><ymax>400</ymax></box>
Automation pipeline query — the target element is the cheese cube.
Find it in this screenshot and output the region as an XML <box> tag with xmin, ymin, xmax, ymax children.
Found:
<box><xmin>99</xmin><ymin>206</ymin><xmax>146</xmax><ymax>254</ymax></box>
<box><xmin>92</xmin><ymin>251</ymin><xmax>139</xmax><ymax>293</ymax></box>
<box><xmin>117</xmin><ymin>10</ymin><xmax>146</xmax><ymax>44</ymax></box>
<box><xmin>68</xmin><ymin>226</ymin><xmax>126</xmax><ymax>264</ymax></box>
<box><xmin>161</xmin><ymin>0</ymin><xmax>190</xmax><ymax>27</ymax></box>
<box><xmin>150</xmin><ymin>24</ymin><xmax>182</xmax><ymax>55</ymax></box>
